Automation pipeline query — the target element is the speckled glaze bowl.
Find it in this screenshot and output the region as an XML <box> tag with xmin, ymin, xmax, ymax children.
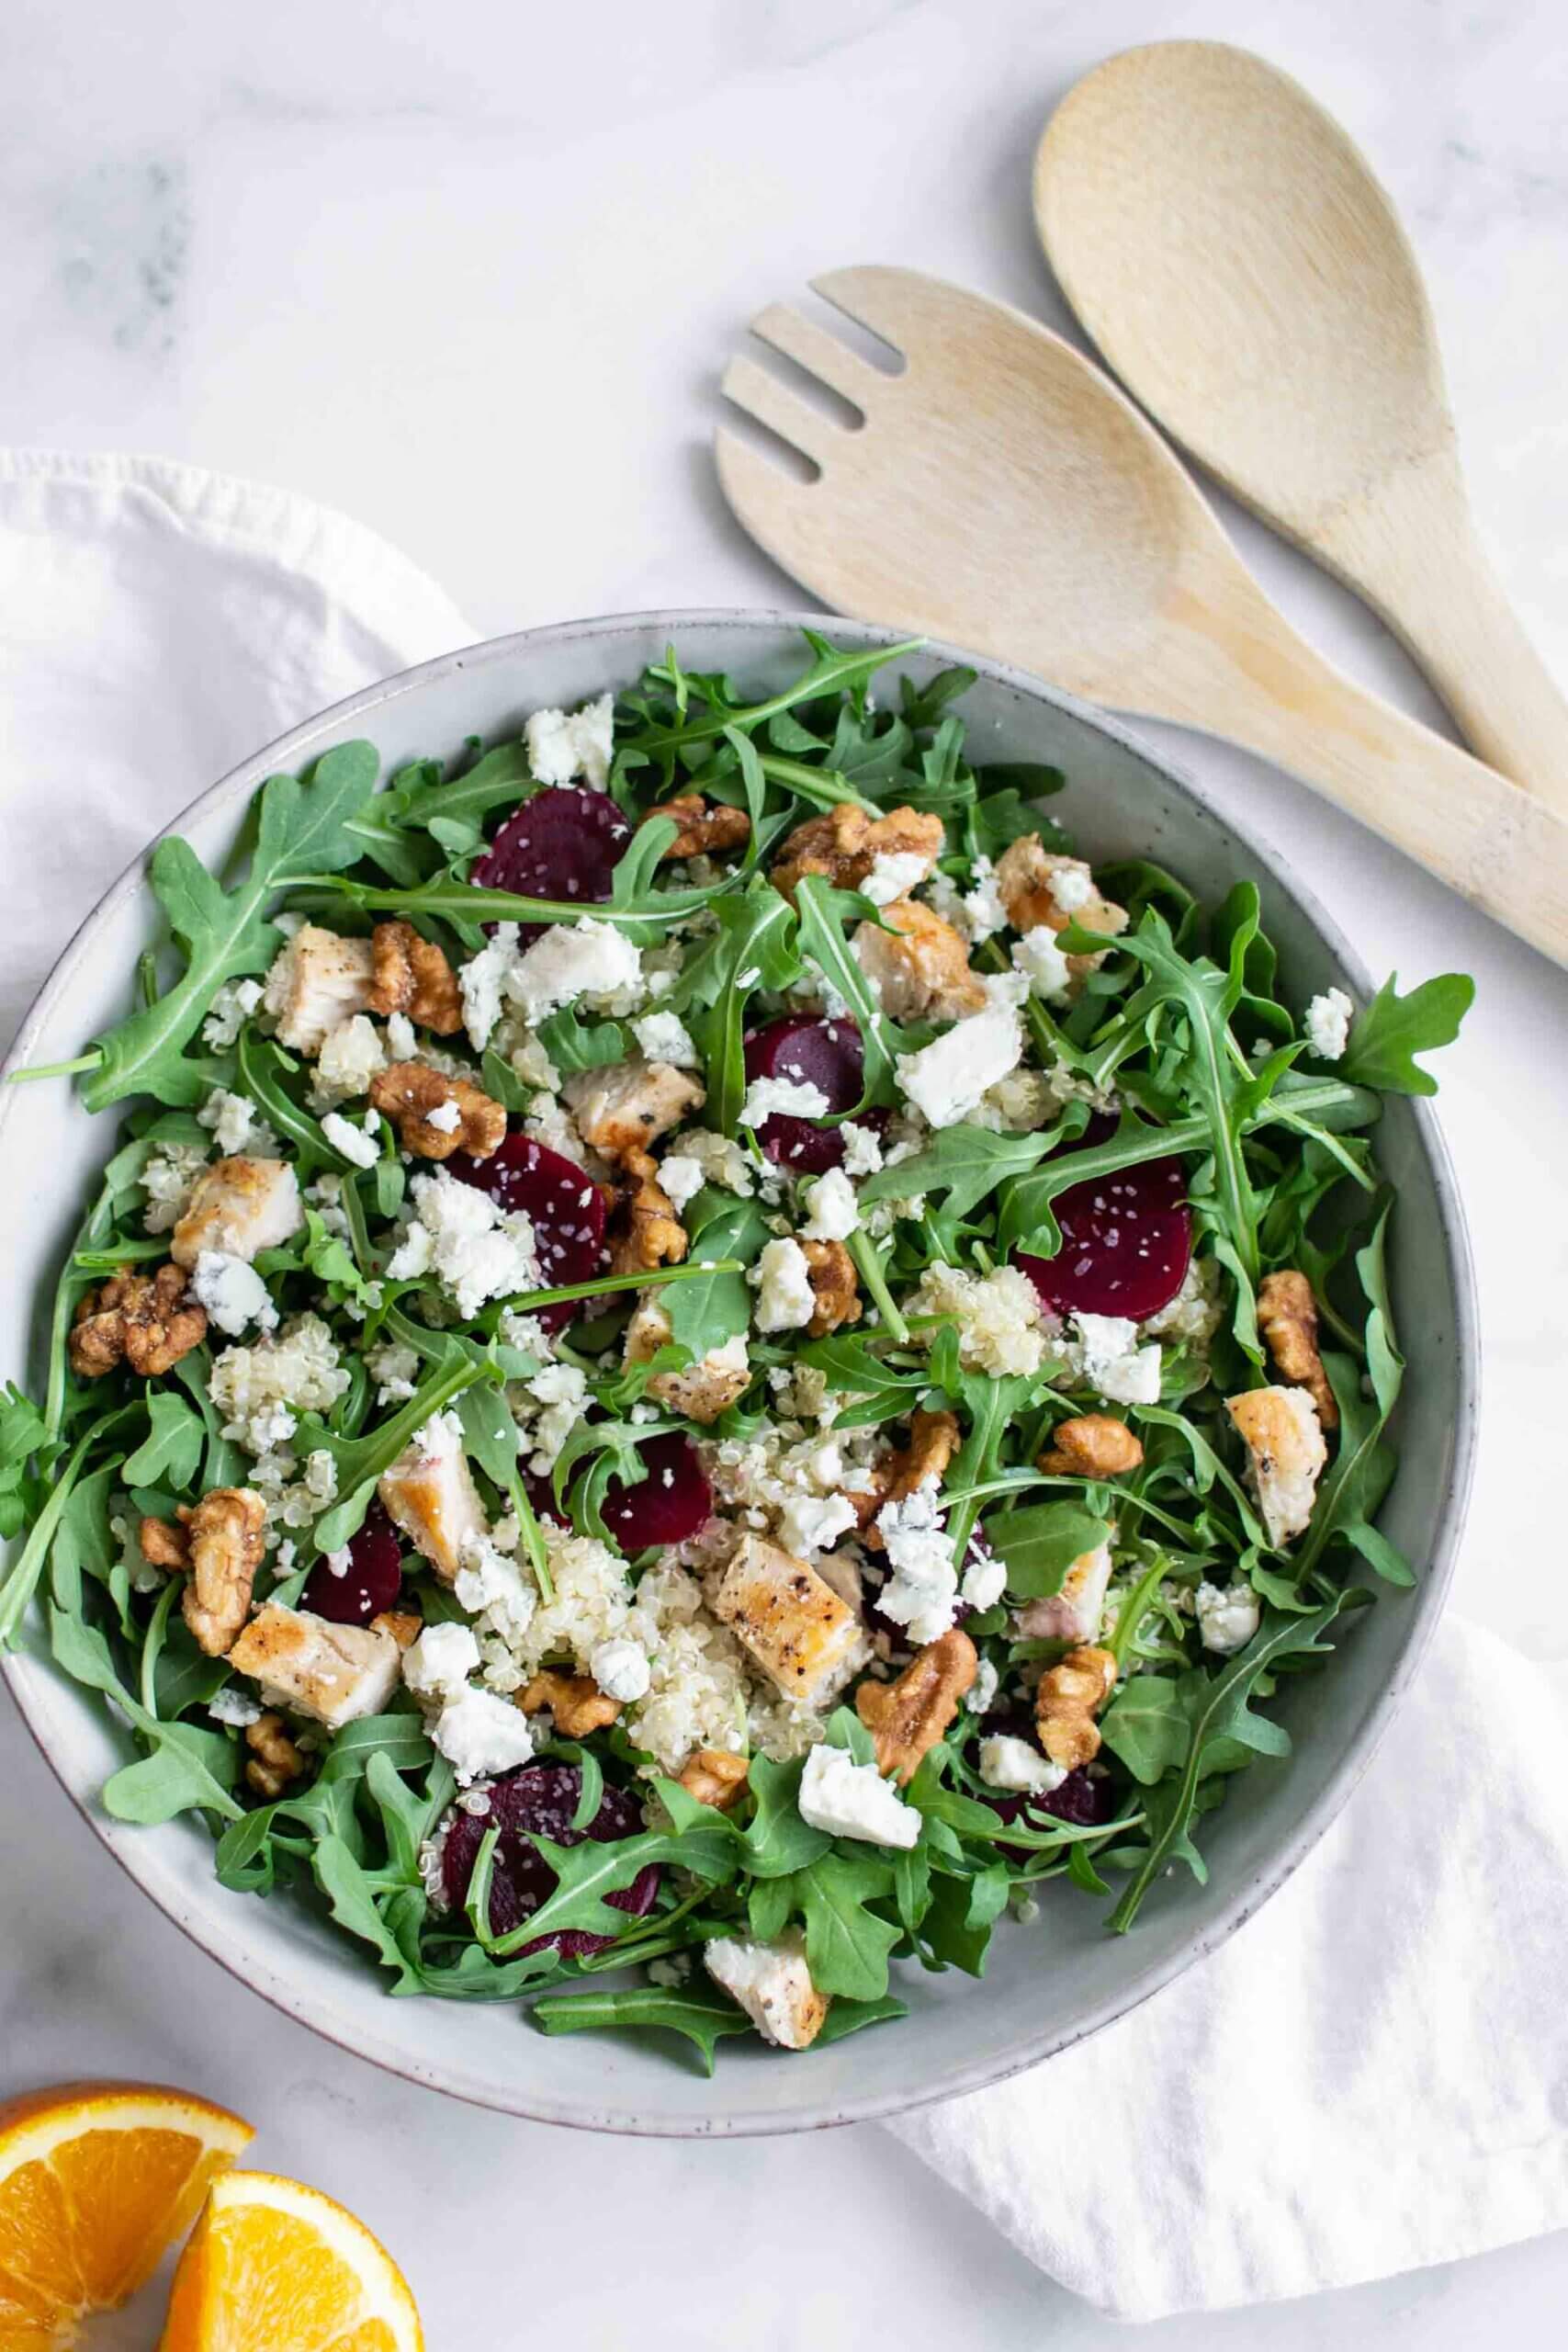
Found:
<box><xmin>0</xmin><ymin>613</ymin><xmax>1477</xmax><ymax>2136</ymax></box>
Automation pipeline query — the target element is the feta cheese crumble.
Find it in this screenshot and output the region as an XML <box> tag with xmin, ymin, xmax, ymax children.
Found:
<box><xmin>590</xmin><ymin>1636</ymin><xmax>652</xmax><ymax>1704</ymax></box>
<box><xmin>506</xmin><ymin>917</ymin><xmax>643</xmax><ymax>1029</ymax></box>
<box><xmin>1012</xmin><ymin>925</ymin><xmax>1073</xmax><ymax>1004</ymax></box>
<box><xmin>387</xmin><ymin>1168</ymin><xmax>540</xmax><ymax>1318</ymax></box>
<box><xmin>190</xmin><ymin>1250</ymin><xmax>278</xmax><ymax>1339</ymax></box>
<box><xmin>740</xmin><ymin>1074</ymin><xmax>830</xmax><ymax>1128</ymax></box>
<box><xmin>402</xmin><ymin>1620</ymin><xmax>482</xmax><ymax>1705</ymax></box>
<box><xmin>797</xmin><ymin>1742</ymin><xmax>920</xmax><ymax>1849</ymax></box>
<box><xmin>750</xmin><ymin>1238</ymin><xmax>817</xmax><ymax>1334</ymax></box>
<box><xmin>631</xmin><ymin>1010</ymin><xmax>700</xmax><ymax>1069</ymax></box>
<box><xmin>320</xmin><ymin>1109</ymin><xmax>381</xmax><ymax>1169</ymax></box>
<box><xmin>874</xmin><ymin>1480</ymin><xmax>960</xmax><ymax>1644</ymax></box>
<box><xmin>978</xmin><ymin>1735</ymin><xmax>1066</xmax><ymax>1794</ymax></box>
<box><xmin>657</xmin><ymin>1154</ymin><xmax>704</xmax><ymax>1215</ymax></box>
<box><xmin>1195</xmin><ymin>1579</ymin><xmax>1261</xmax><ymax>1656</ymax></box>
<box><xmin>1067</xmin><ymin>1313</ymin><xmax>1162</xmax><ymax>1407</ymax></box>
<box><xmin>800</xmin><ymin>1167</ymin><xmax>860</xmax><ymax>1241</ymax></box>
<box><xmin>431</xmin><ymin>1689</ymin><xmax>536</xmax><ymax>1785</ymax></box>
<box><xmin>525</xmin><ymin>693</ymin><xmax>615</xmax><ymax>790</ymax></box>
<box><xmin>861</xmin><ymin>849</ymin><xmax>931</xmax><ymax>906</ymax></box>
<box><xmin>1304</xmin><ymin>986</ymin><xmax>1354</xmax><ymax>1061</ymax></box>
<box><xmin>895</xmin><ymin>985</ymin><xmax>1024</xmax><ymax>1129</ymax></box>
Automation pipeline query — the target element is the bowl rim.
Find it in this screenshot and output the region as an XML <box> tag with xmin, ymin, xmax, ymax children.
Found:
<box><xmin>0</xmin><ymin>605</ymin><xmax>1479</xmax><ymax>2137</ymax></box>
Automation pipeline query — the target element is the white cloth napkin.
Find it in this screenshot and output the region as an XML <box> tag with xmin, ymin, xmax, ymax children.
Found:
<box><xmin>5</xmin><ymin>449</ymin><xmax>1566</xmax><ymax>2324</ymax></box>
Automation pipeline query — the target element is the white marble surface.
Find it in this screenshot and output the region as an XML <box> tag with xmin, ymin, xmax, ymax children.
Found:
<box><xmin>3</xmin><ymin>0</ymin><xmax>1567</xmax><ymax>2341</ymax></box>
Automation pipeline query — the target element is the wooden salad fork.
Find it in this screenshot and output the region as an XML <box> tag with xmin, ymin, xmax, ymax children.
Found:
<box><xmin>715</xmin><ymin>266</ymin><xmax>1568</xmax><ymax>969</ymax></box>
<box><xmin>1033</xmin><ymin>41</ymin><xmax>1568</xmax><ymax>814</ymax></box>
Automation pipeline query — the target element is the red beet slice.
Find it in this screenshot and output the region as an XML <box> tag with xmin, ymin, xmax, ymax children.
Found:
<box><xmin>300</xmin><ymin>1501</ymin><xmax>403</xmax><ymax>1625</ymax></box>
<box><xmin>1018</xmin><ymin>1154</ymin><xmax>1190</xmax><ymax>1322</ymax></box>
<box><xmin>470</xmin><ymin>786</ymin><xmax>629</xmax><ymax>941</ymax></box>
<box><xmin>982</xmin><ymin>1764</ymin><xmax>1118</xmax><ymax>1860</ymax></box>
<box><xmin>441</xmin><ymin>1762</ymin><xmax>660</xmax><ymax>1956</ymax></box>
<box><xmin>743</xmin><ymin>1015</ymin><xmax>869</xmax><ymax>1172</ymax></box>
<box><xmin>599</xmin><ymin>1431</ymin><xmax>711</xmax><ymax>1551</ymax></box>
<box><xmin>447</xmin><ymin>1133</ymin><xmax>608</xmax><ymax>1333</ymax></box>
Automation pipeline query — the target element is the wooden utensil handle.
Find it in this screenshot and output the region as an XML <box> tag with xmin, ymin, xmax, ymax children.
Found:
<box><xmin>1310</xmin><ymin>451</ymin><xmax>1568</xmax><ymax>819</ymax></box>
<box><xmin>1132</xmin><ymin>573</ymin><xmax>1568</xmax><ymax>968</ymax></box>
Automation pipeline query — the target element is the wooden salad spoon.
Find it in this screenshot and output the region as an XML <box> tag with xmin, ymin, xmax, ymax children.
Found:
<box><xmin>1033</xmin><ymin>40</ymin><xmax>1568</xmax><ymax>813</ymax></box>
<box><xmin>715</xmin><ymin>266</ymin><xmax>1568</xmax><ymax>968</ymax></box>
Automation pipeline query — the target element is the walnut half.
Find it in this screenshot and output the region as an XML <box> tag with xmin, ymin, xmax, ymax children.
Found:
<box><xmin>771</xmin><ymin>803</ymin><xmax>943</xmax><ymax>902</ymax></box>
<box><xmin>518</xmin><ymin>1671</ymin><xmax>622</xmax><ymax>1737</ymax></box>
<box><xmin>607</xmin><ymin>1152</ymin><xmax>687</xmax><ymax>1276</ymax></box>
<box><xmin>643</xmin><ymin>794</ymin><xmax>751</xmax><ymax>862</ymax></box>
<box><xmin>1258</xmin><ymin>1270</ymin><xmax>1338</xmax><ymax>1430</ymax></box>
<box><xmin>857</xmin><ymin>1629</ymin><xmax>977</xmax><ymax>1785</ymax></box>
<box><xmin>855</xmin><ymin>1408</ymin><xmax>961</xmax><ymax>1548</ymax></box>
<box><xmin>1038</xmin><ymin>1413</ymin><xmax>1145</xmax><ymax>1477</ymax></box>
<box><xmin>1035</xmin><ymin>1645</ymin><xmax>1117</xmax><ymax>1770</ymax></box>
<box><xmin>677</xmin><ymin>1747</ymin><xmax>750</xmax><ymax>1812</ymax></box>
<box><xmin>802</xmin><ymin>1239</ymin><xmax>861</xmax><ymax>1337</ymax></box>
<box><xmin>244</xmin><ymin>1711</ymin><xmax>306</xmax><ymax>1800</ymax></box>
<box><xmin>181</xmin><ymin>1487</ymin><xmax>267</xmax><ymax>1657</ymax></box>
<box><xmin>367</xmin><ymin>920</ymin><xmax>464</xmax><ymax>1035</ymax></box>
<box><xmin>369</xmin><ymin>1062</ymin><xmax>507</xmax><ymax>1159</ymax></box>
<box><xmin>69</xmin><ymin>1264</ymin><xmax>207</xmax><ymax>1380</ymax></box>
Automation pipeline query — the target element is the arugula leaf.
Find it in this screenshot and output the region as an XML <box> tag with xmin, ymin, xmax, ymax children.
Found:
<box><xmin>85</xmin><ymin>742</ymin><xmax>380</xmax><ymax>1109</ymax></box>
<box><xmin>1107</xmin><ymin>1594</ymin><xmax>1352</xmax><ymax>1931</ymax></box>
<box><xmin>788</xmin><ymin>1852</ymin><xmax>902</xmax><ymax>2000</ymax></box>
<box><xmin>1341</xmin><ymin>973</ymin><xmax>1474</xmax><ymax>1096</ymax></box>
<box><xmin>738</xmin><ymin>1754</ymin><xmax>832</xmax><ymax>1878</ymax></box>
<box><xmin>988</xmin><ymin>1502</ymin><xmax>1111</xmax><ymax>1600</ymax></box>
<box><xmin>859</xmin><ymin>1125</ymin><xmax>1058</xmax><ymax>1220</ymax></box>
<box><xmin>120</xmin><ymin>1393</ymin><xmax>205</xmax><ymax>1489</ymax></box>
<box><xmin>664</xmin><ymin>1194</ymin><xmax>768</xmax><ymax>1358</ymax></box>
<box><xmin>532</xmin><ymin>1986</ymin><xmax>755</xmax><ymax>2075</ymax></box>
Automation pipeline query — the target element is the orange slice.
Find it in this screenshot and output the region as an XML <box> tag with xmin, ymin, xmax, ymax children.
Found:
<box><xmin>0</xmin><ymin>2079</ymin><xmax>253</xmax><ymax>2348</ymax></box>
<box><xmin>158</xmin><ymin>2171</ymin><xmax>423</xmax><ymax>2352</ymax></box>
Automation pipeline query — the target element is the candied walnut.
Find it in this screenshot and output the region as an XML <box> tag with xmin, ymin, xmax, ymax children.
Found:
<box><xmin>771</xmin><ymin>802</ymin><xmax>943</xmax><ymax>902</ymax></box>
<box><xmin>371</xmin><ymin>1608</ymin><xmax>423</xmax><ymax>1650</ymax></box>
<box><xmin>70</xmin><ymin>1264</ymin><xmax>207</xmax><ymax>1380</ymax></box>
<box><xmin>607</xmin><ymin>1151</ymin><xmax>688</xmax><ymax>1277</ymax></box>
<box><xmin>678</xmin><ymin>1747</ymin><xmax>750</xmax><ymax>1811</ymax></box>
<box><xmin>855</xmin><ymin>1408</ymin><xmax>962</xmax><ymax>1547</ymax></box>
<box><xmin>138</xmin><ymin>1512</ymin><xmax>191</xmax><ymax>1572</ymax></box>
<box><xmin>852</xmin><ymin>898</ymin><xmax>987</xmax><ymax>1022</ymax></box>
<box><xmin>1038</xmin><ymin>1413</ymin><xmax>1145</xmax><ymax>1477</ymax></box>
<box><xmin>369</xmin><ymin>1062</ymin><xmax>506</xmax><ymax>1160</ymax></box>
<box><xmin>567</xmin><ymin>1059</ymin><xmax>705</xmax><ymax>1163</ymax></box>
<box><xmin>1258</xmin><ymin>1269</ymin><xmax>1338</xmax><ymax>1431</ymax></box>
<box><xmin>1035</xmin><ymin>1644</ymin><xmax>1117</xmax><ymax>1770</ymax></box>
<box><xmin>244</xmin><ymin>1711</ymin><xmax>306</xmax><ymax>1801</ymax></box>
<box><xmin>857</xmin><ymin>1628</ymin><xmax>977</xmax><ymax>1785</ymax></box>
<box><xmin>996</xmin><ymin>837</ymin><xmax>1128</xmax><ymax>981</ymax></box>
<box><xmin>182</xmin><ymin>1487</ymin><xmax>267</xmax><ymax>1657</ymax></box>
<box><xmin>518</xmin><ymin>1670</ymin><xmax>622</xmax><ymax>1736</ymax></box>
<box><xmin>367</xmin><ymin>919</ymin><xmax>464</xmax><ymax>1035</ymax></box>
<box><xmin>802</xmin><ymin>1238</ymin><xmax>861</xmax><ymax>1338</ymax></box>
<box><xmin>643</xmin><ymin>793</ymin><xmax>751</xmax><ymax>862</ymax></box>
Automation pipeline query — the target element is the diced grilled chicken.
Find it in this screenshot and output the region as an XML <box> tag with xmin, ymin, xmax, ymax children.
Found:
<box><xmin>704</xmin><ymin>1928</ymin><xmax>829</xmax><ymax>2050</ymax></box>
<box><xmin>711</xmin><ymin>1532</ymin><xmax>866</xmax><ymax>1707</ymax></box>
<box><xmin>565</xmin><ymin>1057</ymin><xmax>705</xmax><ymax>1163</ymax></box>
<box><xmin>1013</xmin><ymin>1539</ymin><xmax>1114</xmax><ymax>1645</ymax></box>
<box><xmin>852</xmin><ymin>898</ymin><xmax>987</xmax><ymax>1022</ymax></box>
<box><xmin>228</xmin><ymin>1604</ymin><xmax>401</xmax><ymax>1730</ymax></box>
<box><xmin>1226</xmin><ymin>1385</ymin><xmax>1327</xmax><ymax>1547</ymax></box>
<box><xmin>377</xmin><ymin>1409</ymin><xmax>488</xmax><ymax>1583</ymax></box>
<box><xmin>624</xmin><ymin>1296</ymin><xmax>751</xmax><ymax>1424</ymax></box>
<box><xmin>263</xmin><ymin>922</ymin><xmax>376</xmax><ymax>1054</ymax></box>
<box><xmin>170</xmin><ymin>1157</ymin><xmax>303</xmax><ymax>1269</ymax></box>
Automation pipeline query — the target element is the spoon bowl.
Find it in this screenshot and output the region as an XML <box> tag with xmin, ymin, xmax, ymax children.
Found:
<box><xmin>1034</xmin><ymin>41</ymin><xmax>1568</xmax><ymax>808</ymax></box>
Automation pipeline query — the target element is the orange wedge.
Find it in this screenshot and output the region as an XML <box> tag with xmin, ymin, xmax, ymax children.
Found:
<box><xmin>0</xmin><ymin>2079</ymin><xmax>253</xmax><ymax>2348</ymax></box>
<box><xmin>158</xmin><ymin>2171</ymin><xmax>423</xmax><ymax>2352</ymax></box>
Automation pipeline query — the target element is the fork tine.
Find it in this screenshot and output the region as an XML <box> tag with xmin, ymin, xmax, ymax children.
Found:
<box><xmin>720</xmin><ymin>353</ymin><xmax>846</xmax><ymax>468</ymax></box>
<box><xmin>747</xmin><ymin>304</ymin><xmax>883</xmax><ymax>414</ymax></box>
<box><xmin>810</xmin><ymin>265</ymin><xmax>932</xmax><ymax>356</ymax></box>
<box><xmin>714</xmin><ymin>424</ymin><xmax>823</xmax><ymax>580</ymax></box>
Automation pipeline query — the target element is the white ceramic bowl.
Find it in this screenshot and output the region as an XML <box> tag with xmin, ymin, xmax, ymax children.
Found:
<box><xmin>0</xmin><ymin>612</ymin><xmax>1477</xmax><ymax>2136</ymax></box>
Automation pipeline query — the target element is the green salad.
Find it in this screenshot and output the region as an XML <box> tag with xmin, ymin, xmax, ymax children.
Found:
<box><xmin>0</xmin><ymin>635</ymin><xmax>1472</xmax><ymax>2070</ymax></box>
